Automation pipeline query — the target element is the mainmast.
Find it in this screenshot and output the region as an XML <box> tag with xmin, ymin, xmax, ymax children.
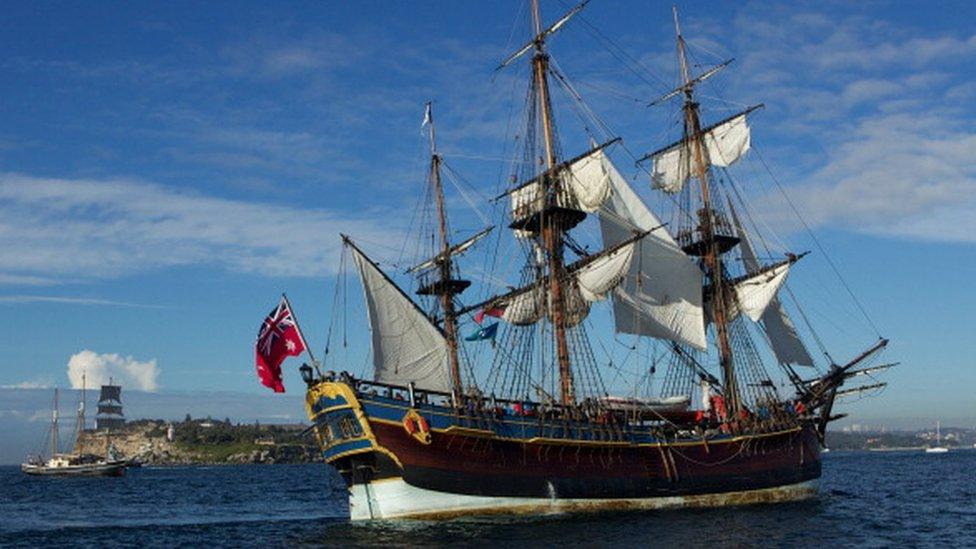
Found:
<box><xmin>672</xmin><ymin>7</ymin><xmax>740</xmax><ymax>414</ymax></box>
<box><xmin>531</xmin><ymin>0</ymin><xmax>574</xmax><ymax>405</ymax></box>
<box><xmin>423</xmin><ymin>102</ymin><xmax>464</xmax><ymax>397</ymax></box>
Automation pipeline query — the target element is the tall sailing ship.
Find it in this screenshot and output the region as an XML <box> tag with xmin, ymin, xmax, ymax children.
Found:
<box><xmin>302</xmin><ymin>2</ymin><xmax>891</xmax><ymax>520</ymax></box>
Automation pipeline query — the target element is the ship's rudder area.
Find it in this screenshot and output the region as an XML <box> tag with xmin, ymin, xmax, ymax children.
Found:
<box><xmin>305</xmin><ymin>381</ymin><xmax>406</xmax><ymax>493</ymax></box>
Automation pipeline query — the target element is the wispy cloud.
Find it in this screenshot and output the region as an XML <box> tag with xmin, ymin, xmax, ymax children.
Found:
<box><xmin>0</xmin><ymin>274</ymin><xmax>61</xmax><ymax>286</ymax></box>
<box><xmin>680</xmin><ymin>6</ymin><xmax>976</xmax><ymax>243</ymax></box>
<box><xmin>0</xmin><ymin>295</ymin><xmax>168</xmax><ymax>308</ymax></box>
<box><xmin>219</xmin><ymin>34</ymin><xmax>362</xmax><ymax>79</ymax></box>
<box><xmin>0</xmin><ymin>380</ymin><xmax>52</xmax><ymax>390</ymax></box>
<box><xmin>792</xmin><ymin>113</ymin><xmax>976</xmax><ymax>242</ymax></box>
<box><xmin>0</xmin><ymin>173</ymin><xmax>403</xmax><ymax>283</ymax></box>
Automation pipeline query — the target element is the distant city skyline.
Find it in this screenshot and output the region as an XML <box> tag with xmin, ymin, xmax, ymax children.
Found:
<box><xmin>1</xmin><ymin>1</ymin><xmax>975</xmax><ymax>433</ymax></box>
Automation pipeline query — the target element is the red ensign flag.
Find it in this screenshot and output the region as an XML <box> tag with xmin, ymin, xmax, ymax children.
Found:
<box><xmin>255</xmin><ymin>297</ymin><xmax>307</xmax><ymax>393</ymax></box>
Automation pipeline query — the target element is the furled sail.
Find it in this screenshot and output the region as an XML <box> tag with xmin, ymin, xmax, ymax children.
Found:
<box><xmin>501</xmin><ymin>284</ymin><xmax>545</xmax><ymax>326</ymax></box>
<box><xmin>731</xmin><ymin>207</ymin><xmax>814</xmax><ymax>366</ymax></box>
<box><xmin>406</xmin><ymin>226</ymin><xmax>493</xmax><ymax>274</ymax></box>
<box><xmin>596</xmin><ymin>150</ymin><xmax>708</xmax><ymax>350</ymax></box>
<box><xmin>509</xmin><ymin>139</ymin><xmax>619</xmax><ymax>236</ymax></box>
<box><xmin>474</xmin><ymin>238</ymin><xmax>639</xmax><ymax>328</ymax></box>
<box><xmin>559</xmin><ymin>240</ymin><xmax>637</xmax><ymax>328</ymax></box>
<box><xmin>647</xmin><ymin>107</ymin><xmax>759</xmax><ymax>194</ymax></box>
<box><xmin>575</xmin><ymin>241</ymin><xmax>635</xmax><ymax>302</ymax></box>
<box><xmin>349</xmin><ymin>243</ymin><xmax>452</xmax><ymax>393</ymax></box>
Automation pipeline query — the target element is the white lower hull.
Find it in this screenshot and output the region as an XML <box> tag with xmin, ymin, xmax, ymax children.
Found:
<box><xmin>349</xmin><ymin>478</ymin><xmax>820</xmax><ymax>521</ymax></box>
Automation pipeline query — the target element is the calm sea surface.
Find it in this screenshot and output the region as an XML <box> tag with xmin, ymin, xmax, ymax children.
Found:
<box><xmin>1</xmin><ymin>450</ymin><xmax>973</xmax><ymax>547</ymax></box>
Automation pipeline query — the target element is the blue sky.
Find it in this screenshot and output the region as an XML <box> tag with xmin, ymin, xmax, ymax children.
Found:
<box><xmin>1</xmin><ymin>0</ymin><xmax>975</xmax><ymax>433</ymax></box>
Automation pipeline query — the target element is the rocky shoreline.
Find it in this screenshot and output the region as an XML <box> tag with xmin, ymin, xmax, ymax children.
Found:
<box><xmin>76</xmin><ymin>419</ymin><xmax>323</xmax><ymax>465</ymax></box>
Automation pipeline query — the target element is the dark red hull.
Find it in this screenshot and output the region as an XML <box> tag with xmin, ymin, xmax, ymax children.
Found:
<box><xmin>364</xmin><ymin>420</ymin><xmax>821</xmax><ymax>499</ymax></box>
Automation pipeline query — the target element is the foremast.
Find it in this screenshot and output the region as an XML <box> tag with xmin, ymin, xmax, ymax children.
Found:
<box><xmin>423</xmin><ymin>103</ymin><xmax>464</xmax><ymax>397</ymax></box>
<box><xmin>342</xmin><ymin>103</ymin><xmax>491</xmax><ymax>398</ymax></box>
<box><xmin>671</xmin><ymin>8</ymin><xmax>741</xmax><ymax>416</ymax></box>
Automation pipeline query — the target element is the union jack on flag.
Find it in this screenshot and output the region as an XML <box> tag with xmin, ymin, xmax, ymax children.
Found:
<box><xmin>255</xmin><ymin>296</ymin><xmax>307</xmax><ymax>393</ymax></box>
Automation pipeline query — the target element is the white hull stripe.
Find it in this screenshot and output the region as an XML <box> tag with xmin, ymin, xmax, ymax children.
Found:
<box><xmin>348</xmin><ymin>478</ymin><xmax>819</xmax><ymax>521</ymax></box>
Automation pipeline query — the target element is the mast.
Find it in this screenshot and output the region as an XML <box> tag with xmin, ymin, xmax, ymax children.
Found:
<box><xmin>530</xmin><ymin>0</ymin><xmax>574</xmax><ymax>405</ymax></box>
<box><xmin>50</xmin><ymin>388</ymin><xmax>59</xmax><ymax>457</ymax></box>
<box><xmin>672</xmin><ymin>6</ymin><xmax>740</xmax><ymax>415</ymax></box>
<box><xmin>425</xmin><ymin>102</ymin><xmax>464</xmax><ymax>397</ymax></box>
<box><xmin>76</xmin><ymin>372</ymin><xmax>86</xmax><ymax>442</ymax></box>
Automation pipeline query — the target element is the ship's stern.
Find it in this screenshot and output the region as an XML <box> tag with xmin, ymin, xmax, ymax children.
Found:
<box><xmin>304</xmin><ymin>380</ymin><xmax>403</xmax><ymax>519</ymax></box>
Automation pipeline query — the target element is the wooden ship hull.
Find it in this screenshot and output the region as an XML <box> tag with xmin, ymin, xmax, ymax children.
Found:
<box><xmin>306</xmin><ymin>380</ymin><xmax>821</xmax><ymax>520</ymax></box>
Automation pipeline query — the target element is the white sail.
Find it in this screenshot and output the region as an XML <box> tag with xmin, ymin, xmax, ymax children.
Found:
<box><xmin>733</xmin><ymin>262</ymin><xmax>791</xmax><ymax>322</ymax></box>
<box><xmin>596</xmin><ymin>150</ymin><xmax>708</xmax><ymax>350</ymax></box>
<box><xmin>560</xmin><ymin>240</ymin><xmax>636</xmax><ymax>327</ymax></box>
<box><xmin>565</xmin><ymin>147</ymin><xmax>615</xmax><ymax>212</ymax></box>
<box><xmin>761</xmin><ymin>300</ymin><xmax>814</xmax><ymax>366</ymax></box>
<box><xmin>652</xmin><ymin>114</ymin><xmax>751</xmax><ymax>194</ymax></box>
<box><xmin>491</xmin><ymin>240</ymin><xmax>637</xmax><ymax>327</ymax></box>
<box><xmin>732</xmin><ymin>208</ymin><xmax>814</xmax><ymax>366</ymax></box>
<box><xmin>350</xmin><ymin>245</ymin><xmax>452</xmax><ymax>393</ymax></box>
<box><xmin>510</xmin><ymin>143</ymin><xmax>615</xmax><ymax>237</ymax></box>
<box><xmin>575</xmin><ymin>241</ymin><xmax>635</xmax><ymax>302</ymax></box>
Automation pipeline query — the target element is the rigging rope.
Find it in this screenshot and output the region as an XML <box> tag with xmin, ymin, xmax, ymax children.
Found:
<box><xmin>751</xmin><ymin>147</ymin><xmax>883</xmax><ymax>338</ymax></box>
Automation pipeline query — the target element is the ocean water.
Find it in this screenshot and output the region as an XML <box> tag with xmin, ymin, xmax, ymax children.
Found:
<box><xmin>1</xmin><ymin>451</ymin><xmax>973</xmax><ymax>547</ymax></box>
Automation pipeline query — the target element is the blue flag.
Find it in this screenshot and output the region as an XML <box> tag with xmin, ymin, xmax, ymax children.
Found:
<box><xmin>465</xmin><ymin>322</ymin><xmax>498</xmax><ymax>342</ymax></box>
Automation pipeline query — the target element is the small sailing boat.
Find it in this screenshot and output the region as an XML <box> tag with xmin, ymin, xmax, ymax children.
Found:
<box><xmin>299</xmin><ymin>1</ymin><xmax>893</xmax><ymax>520</ymax></box>
<box><xmin>21</xmin><ymin>382</ymin><xmax>127</xmax><ymax>477</ymax></box>
<box><xmin>925</xmin><ymin>421</ymin><xmax>949</xmax><ymax>453</ymax></box>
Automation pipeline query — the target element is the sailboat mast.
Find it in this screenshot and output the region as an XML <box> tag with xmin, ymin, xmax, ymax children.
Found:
<box><xmin>673</xmin><ymin>7</ymin><xmax>740</xmax><ymax>415</ymax></box>
<box><xmin>76</xmin><ymin>372</ymin><xmax>86</xmax><ymax>441</ymax></box>
<box><xmin>531</xmin><ymin>0</ymin><xmax>574</xmax><ymax>405</ymax></box>
<box><xmin>425</xmin><ymin>103</ymin><xmax>464</xmax><ymax>397</ymax></box>
<box><xmin>50</xmin><ymin>388</ymin><xmax>59</xmax><ymax>457</ymax></box>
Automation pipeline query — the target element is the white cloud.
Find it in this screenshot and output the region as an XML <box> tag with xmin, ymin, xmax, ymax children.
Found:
<box><xmin>841</xmin><ymin>78</ymin><xmax>902</xmax><ymax>107</ymax></box>
<box><xmin>0</xmin><ymin>173</ymin><xmax>402</xmax><ymax>283</ymax></box>
<box><xmin>707</xmin><ymin>7</ymin><xmax>976</xmax><ymax>242</ymax></box>
<box><xmin>220</xmin><ymin>34</ymin><xmax>360</xmax><ymax>79</ymax></box>
<box><xmin>67</xmin><ymin>350</ymin><xmax>160</xmax><ymax>392</ymax></box>
<box><xmin>751</xmin><ymin>112</ymin><xmax>976</xmax><ymax>242</ymax></box>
